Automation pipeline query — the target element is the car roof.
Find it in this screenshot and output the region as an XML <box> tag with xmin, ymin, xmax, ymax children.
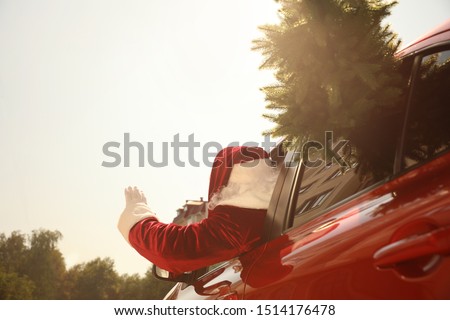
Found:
<box><xmin>396</xmin><ymin>18</ymin><xmax>450</xmax><ymax>58</ymax></box>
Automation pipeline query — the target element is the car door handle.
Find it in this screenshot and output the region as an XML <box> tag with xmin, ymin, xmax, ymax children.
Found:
<box><xmin>374</xmin><ymin>226</ymin><xmax>450</xmax><ymax>268</ymax></box>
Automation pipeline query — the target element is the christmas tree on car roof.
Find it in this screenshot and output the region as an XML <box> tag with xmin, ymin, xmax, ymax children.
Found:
<box><xmin>254</xmin><ymin>0</ymin><xmax>407</xmax><ymax>178</ymax></box>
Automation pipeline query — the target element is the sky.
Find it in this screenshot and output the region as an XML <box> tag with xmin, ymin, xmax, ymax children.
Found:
<box><xmin>0</xmin><ymin>0</ymin><xmax>449</xmax><ymax>276</ymax></box>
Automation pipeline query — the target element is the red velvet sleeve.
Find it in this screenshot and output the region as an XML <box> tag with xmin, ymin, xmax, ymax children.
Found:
<box><xmin>128</xmin><ymin>206</ymin><xmax>266</xmax><ymax>274</ymax></box>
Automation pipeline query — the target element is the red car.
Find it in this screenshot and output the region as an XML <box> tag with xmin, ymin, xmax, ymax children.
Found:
<box><xmin>157</xmin><ymin>19</ymin><xmax>450</xmax><ymax>299</ymax></box>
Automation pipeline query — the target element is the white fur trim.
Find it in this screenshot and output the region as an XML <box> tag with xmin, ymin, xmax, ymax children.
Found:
<box><xmin>228</xmin><ymin>159</ymin><xmax>273</xmax><ymax>184</ymax></box>
<box><xmin>209</xmin><ymin>159</ymin><xmax>279</xmax><ymax>210</ymax></box>
<box><xmin>118</xmin><ymin>203</ymin><xmax>157</xmax><ymax>244</ymax></box>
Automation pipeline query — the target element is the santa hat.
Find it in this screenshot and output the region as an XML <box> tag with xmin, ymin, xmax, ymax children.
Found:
<box><xmin>208</xmin><ymin>146</ymin><xmax>278</xmax><ymax>211</ymax></box>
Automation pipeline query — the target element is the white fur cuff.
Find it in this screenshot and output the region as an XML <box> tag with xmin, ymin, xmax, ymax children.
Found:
<box><xmin>118</xmin><ymin>203</ymin><xmax>157</xmax><ymax>243</ymax></box>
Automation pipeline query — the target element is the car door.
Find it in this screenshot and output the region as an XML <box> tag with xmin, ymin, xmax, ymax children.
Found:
<box><xmin>243</xmin><ymin>46</ymin><xmax>450</xmax><ymax>299</ymax></box>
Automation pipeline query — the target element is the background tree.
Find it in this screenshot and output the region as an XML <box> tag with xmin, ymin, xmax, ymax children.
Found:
<box><xmin>0</xmin><ymin>232</ymin><xmax>35</xmax><ymax>299</ymax></box>
<box><xmin>0</xmin><ymin>230</ymin><xmax>67</xmax><ymax>299</ymax></box>
<box><xmin>67</xmin><ymin>257</ymin><xmax>120</xmax><ymax>299</ymax></box>
<box><xmin>115</xmin><ymin>267</ymin><xmax>175</xmax><ymax>299</ymax></box>
<box><xmin>117</xmin><ymin>273</ymin><xmax>145</xmax><ymax>299</ymax></box>
<box><xmin>0</xmin><ymin>231</ymin><xmax>28</xmax><ymax>274</ymax></box>
<box><xmin>22</xmin><ymin>230</ymin><xmax>66</xmax><ymax>299</ymax></box>
<box><xmin>0</xmin><ymin>267</ymin><xmax>35</xmax><ymax>299</ymax></box>
<box><xmin>254</xmin><ymin>0</ymin><xmax>406</xmax><ymax>176</ymax></box>
<box><xmin>0</xmin><ymin>230</ymin><xmax>175</xmax><ymax>300</ymax></box>
<box><xmin>140</xmin><ymin>267</ymin><xmax>175</xmax><ymax>300</ymax></box>
<box><xmin>60</xmin><ymin>263</ymin><xmax>82</xmax><ymax>299</ymax></box>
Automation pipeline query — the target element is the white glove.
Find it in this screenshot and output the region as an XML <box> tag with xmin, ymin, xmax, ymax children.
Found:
<box><xmin>125</xmin><ymin>185</ymin><xmax>148</xmax><ymax>208</ymax></box>
<box><xmin>118</xmin><ymin>186</ymin><xmax>157</xmax><ymax>243</ymax></box>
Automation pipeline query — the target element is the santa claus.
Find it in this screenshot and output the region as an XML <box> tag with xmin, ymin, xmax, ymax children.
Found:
<box><xmin>118</xmin><ymin>146</ymin><xmax>279</xmax><ymax>275</ymax></box>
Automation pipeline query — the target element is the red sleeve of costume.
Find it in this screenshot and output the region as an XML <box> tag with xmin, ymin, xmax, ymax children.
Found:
<box><xmin>128</xmin><ymin>206</ymin><xmax>265</xmax><ymax>274</ymax></box>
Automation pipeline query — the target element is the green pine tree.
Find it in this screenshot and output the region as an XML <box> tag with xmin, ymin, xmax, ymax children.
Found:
<box><xmin>254</xmin><ymin>0</ymin><xmax>406</xmax><ymax>176</ymax></box>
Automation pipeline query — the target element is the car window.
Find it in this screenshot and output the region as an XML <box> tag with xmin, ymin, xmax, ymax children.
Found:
<box><xmin>286</xmin><ymin>56</ymin><xmax>415</xmax><ymax>229</ymax></box>
<box><xmin>403</xmin><ymin>48</ymin><xmax>450</xmax><ymax>169</ymax></box>
<box><xmin>289</xmin><ymin>165</ymin><xmax>371</xmax><ymax>227</ymax></box>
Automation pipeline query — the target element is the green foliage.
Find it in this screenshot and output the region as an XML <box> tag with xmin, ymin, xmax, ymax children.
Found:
<box><xmin>254</xmin><ymin>0</ymin><xmax>406</xmax><ymax>174</ymax></box>
<box><xmin>24</xmin><ymin>230</ymin><xmax>66</xmax><ymax>299</ymax></box>
<box><xmin>0</xmin><ymin>230</ymin><xmax>65</xmax><ymax>299</ymax></box>
<box><xmin>0</xmin><ymin>268</ymin><xmax>35</xmax><ymax>299</ymax></box>
<box><xmin>0</xmin><ymin>232</ymin><xmax>35</xmax><ymax>299</ymax></box>
<box><xmin>118</xmin><ymin>273</ymin><xmax>145</xmax><ymax>299</ymax></box>
<box><xmin>65</xmin><ymin>258</ymin><xmax>120</xmax><ymax>299</ymax></box>
<box><xmin>0</xmin><ymin>230</ymin><xmax>174</xmax><ymax>300</ymax></box>
<box><xmin>0</xmin><ymin>231</ymin><xmax>28</xmax><ymax>274</ymax></box>
<box><xmin>117</xmin><ymin>270</ymin><xmax>174</xmax><ymax>300</ymax></box>
<box><xmin>140</xmin><ymin>268</ymin><xmax>175</xmax><ymax>300</ymax></box>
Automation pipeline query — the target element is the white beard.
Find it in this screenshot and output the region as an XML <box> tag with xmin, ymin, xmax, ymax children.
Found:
<box><xmin>208</xmin><ymin>159</ymin><xmax>280</xmax><ymax>210</ymax></box>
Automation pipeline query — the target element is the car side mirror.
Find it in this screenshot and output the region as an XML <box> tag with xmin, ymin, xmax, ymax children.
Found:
<box><xmin>152</xmin><ymin>264</ymin><xmax>204</xmax><ymax>285</ymax></box>
<box><xmin>152</xmin><ymin>264</ymin><xmax>190</xmax><ymax>283</ymax></box>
